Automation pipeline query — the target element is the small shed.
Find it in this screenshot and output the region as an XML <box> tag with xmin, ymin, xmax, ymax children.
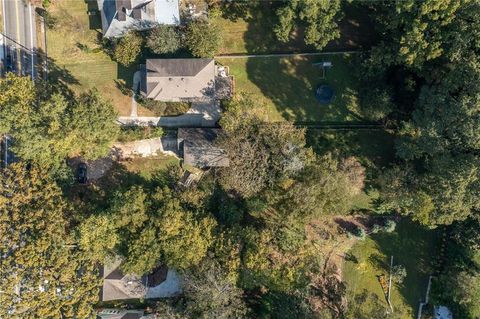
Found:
<box><xmin>177</xmin><ymin>128</ymin><xmax>229</xmax><ymax>168</ymax></box>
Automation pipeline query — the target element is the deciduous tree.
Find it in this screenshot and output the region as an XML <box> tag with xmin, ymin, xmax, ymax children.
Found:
<box><xmin>185</xmin><ymin>19</ymin><xmax>222</xmax><ymax>57</ymax></box>
<box><xmin>113</xmin><ymin>31</ymin><xmax>143</xmax><ymax>66</ymax></box>
<box><xmin>147</xmin><ymin>25</ymin><xmax>181</xmax><ymax>54</ymax></box>
<box><xmin>0</xmin><ymin>164</ymin><xmax>99</xmax><ymax>318</ymax></box>
<box><xmin>274</xmin><ymin>0</ymin><xmax>341</xmax><ymax>49</ymax></box>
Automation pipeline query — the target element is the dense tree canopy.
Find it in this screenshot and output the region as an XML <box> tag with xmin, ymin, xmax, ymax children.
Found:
<box><xmin>219</xmin><ymin>94</ymin><xmax>312</xmax><ymax>197</ymax></box>
<box><xmin>185</xmin><ymin>19</ymin><xmax>222</xmax><ymax>58</ymax></box>
<box><xmin>0</xmin><ymin>74</ymin><xmax>119</xmax><ymax>173</ymax></box>
<box><xmin>0</xmin><ymin>164</ymin><xmax>99</xmax><ymax>318</ymax></box>
<box><xmin>113</xmin><ymin>31</ymin><xmax>143</xmax><ymax>66</ymax></box>
<box><xmin>274</xmin><ymin>0</ymin><xmax>341</xmax><ymax>49</ymax></box>
<box><xmin>147</xmin><ymin>25</ymin><xmax>182</xmax><ymax>54</ymax></box>
<box><xmin>104</xmin><ymin>182</ymin><xmax>216</xmax><ymax>274</ymax></box>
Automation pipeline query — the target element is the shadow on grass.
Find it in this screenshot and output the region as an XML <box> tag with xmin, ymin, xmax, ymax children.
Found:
<box><xmin>67</xmin><ymin>161</ymin><xmax>150</xmax><ymax>209</ymax></box>
<box><xmin>117</xmin><ymin>63</ymin><xmax>139</xmax><ymax>89</ymax></box>
<box><xmin>306</xmin><ymin>129</ymin><xmax>396</xmax><ymax>170</ymax></box>
<box><xmin>85</xmin><ymin>0</ymin><xmax>102</xmax><ymax>30</ymax></box>
<box><xmin>368</xmin><ymin>220</ymin><xmax>439</xmax><ymax>310</ymax></box>
<box><xmin>241</xmin><ymin>53</ymin><xmax>367</xmax><ymax>122</ymax></box>
<box><xmin>41</xmin><ymin>52</ymin><xmax>80</xmax><ymax>98</ymax></box>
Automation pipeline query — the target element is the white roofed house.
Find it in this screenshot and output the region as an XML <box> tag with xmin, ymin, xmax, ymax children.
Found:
<box><xmin>97</xmin><ymin>0</ymin><xmax>180</xmax><ymax>38</ymax></box>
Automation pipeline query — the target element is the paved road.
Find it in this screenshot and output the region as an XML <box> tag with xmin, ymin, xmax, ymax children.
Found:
<box><xmin>2</xmin><ymin>0</ymin><xmax>37</xmax><ymax>78</ymax></box>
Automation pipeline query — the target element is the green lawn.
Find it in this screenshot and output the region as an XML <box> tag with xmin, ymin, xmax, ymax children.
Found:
<box><xmin>215</xmin><ymin>2</ymin><xmax>377</xmax><ymax>55</ymax></box>
<box><xmin>122</xmin><ymin>155</ymin><xmax>180</xmax><ymax>180</ymax></box>
<box><xmin>47</xmin><ymin>0</ymin><xmax>152</xmax><ymax>116</ymax></box>
<box><xmin>218</xmin><ymin>54</ymin><xmax>364</xmax><ymax>123</ymax></box>
<box><xmin>343</xmin><ymin>220</ymin><xmax>439</xmax><ymax>318</ymax></box>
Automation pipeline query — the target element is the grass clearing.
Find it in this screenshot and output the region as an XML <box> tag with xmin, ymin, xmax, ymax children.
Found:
<box><xmin>47</xmin><ymin>0</ymin><xmax>152</xmax><ymax>116</ymax></box>
<box><xmin>343</xmin><ymin>220</ymin><xmax>439</xmax><ymax>318</ymax></box>
<box><xmin>215</xmin><ymin>2</ymin><xmax>377</xmax><ymax>55</ymax></box>
<box><xmin>219</xmin><ymin>54</ymin><xmax>363</xmax><ymax>123</ymax></box>
<box><xmin>121</xmin><ymin>155</ymin><xmax>180</xmax><ymax>179</ymax></box>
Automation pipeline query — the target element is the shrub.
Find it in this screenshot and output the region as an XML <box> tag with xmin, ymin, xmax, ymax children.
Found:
<box><xmin>354</xmin><ymin>227</ymin><xmax>366</xmax><ymax>240</ymax></box>
<box><xmin>117</xmin><ymin>127</ymin><xmax>164</xmax><ymax>142</ymax></box>
<box><xmin>147</xmin><ymin>25</ymin><xmax>181</xmax><ymax>54</ymax></box>
<box><xmin>384</xmin><ymin>220</ymin><xmax>396</xmax><ymax>233</ymax></box>
<box><xmin>136</xmin><ymin>96</ymin><xmax>191</xmax><ymax>116</ymax></box>
<box><xmin>360</xmin><ymin>87</ymin><xmax>394</xmax><ymax>121</ymax></box>
<box><xmin>371</xmin><ymin>224</ymin><xmax>382</xmax><ymax>234</ymax></box>
<box><xmin>185</xmin><ymin>19</ymin><xmax>222</xmax><ymax>57</ymax></box>
<box><xmin>113</xmin><ymin>31</ymin><xmax>143</xmax><ymax>66</ymax></box>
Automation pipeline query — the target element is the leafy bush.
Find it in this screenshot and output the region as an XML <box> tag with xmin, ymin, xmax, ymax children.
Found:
<box><xmin>354</xmin><ymin>227</ymin><xmax>366</xmax><ymax>240</ymax></box>
<box><xmin>147</xmin><ymin>25</ymin><xmax>181</xmax><ymax>54</ymax></box>
<box><xmin>384</xmin><ymin>220</ymin><xmax>396</xmax><ymax>233</ymax></box>
<box><xmin>136</xmin><ymin>96</ymin><xmax>190</xmax><ymax>116</ymax></box>
<box><xmin>360</xmin><ymin>87</ymin><xmax>394</xmax><ymax>121</ymax></box>
<box><xmin>185</xmin><ymin>19</ymin><xmax>222</xmax><ymax>57</ymax></box>
<box><xmin>113</xmin><ymin>31</ymin><xmax>143</xmax><ymax>66</ymax></box>
<box><xmin>117</xmin><ymin>127</ymin><xmax>164</xmax><ymax>142</ymax></box>
<box><xmin>371</xmin><ymin>224</ymin><xmax>382</xmax><ymax>234</ymax></box>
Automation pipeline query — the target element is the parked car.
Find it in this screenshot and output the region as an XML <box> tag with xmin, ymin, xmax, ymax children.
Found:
<box><xmin>76</xmin><ymin>163</ymin><xmax>88</xmax><ymax>184</ymax></box>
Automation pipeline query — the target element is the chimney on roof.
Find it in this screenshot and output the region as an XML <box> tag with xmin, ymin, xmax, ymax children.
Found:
<box><xmin>117</xmin><ymin>7</ymin><xmax>127</xmax><ymax>21</ymax></box>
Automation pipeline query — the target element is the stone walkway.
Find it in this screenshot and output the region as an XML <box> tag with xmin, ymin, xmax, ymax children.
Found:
<box><xmin>112</xmin><ymin>136</ymin><xmax>179</xmax><ymax>160</ymax></box>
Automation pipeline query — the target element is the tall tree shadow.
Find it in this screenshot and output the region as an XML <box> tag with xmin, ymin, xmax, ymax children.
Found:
<box><xmin>368</xmin><ymin>220</ymin><xmax>440</xmax><ymax>310</ymax></box>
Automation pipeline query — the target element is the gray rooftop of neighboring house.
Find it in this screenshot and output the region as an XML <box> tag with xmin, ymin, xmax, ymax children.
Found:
<box><xmin>178</xmin><ymin>128</ymin><xmax>230</xmax><ymax>168</ymax></box>
<box><xmin>97</xmin><ymin>309</ymin><xmax>155</xmax><ymax>319</ymax></box>
<box><xmin>141</xmin><ymin>59</ymin><xmax>216</xmax><ymax>102</ymax></box>
<box><xmin>101</xmin><ymin>257</ymin><xmax>181</xmax><ymax>301</ymax></box>
<box><xmin>97</xmin><ymin>0</ymin><xmax>180</xmax><ymax>38</ymax></box>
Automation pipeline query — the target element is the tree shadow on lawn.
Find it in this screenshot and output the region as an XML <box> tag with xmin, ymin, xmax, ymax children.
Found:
<box><xmin>43</xmin><ymin>54</ymin><xmax>80</xmax><ymax>99</ymax></box>
<box><xmin>306</xmin><ymin>129</ymin><xmax>396</xmax><ymax>188</ymax></box>
<box><xmin>235</xmin><ymin>1</ymin><xmax>378</xmax><ymax>55</ymax></box>
<box><xmin>368</xmin><ymin>220</ymin><xmax>439</xmax><ymax>310</ymax></box>
<box><xmin>85</xmin><ymin>0</ymin><xmax>102</xmax><ymax>30</ymax></box>
<box><xmin>68</xmin><ymin>161</ymin><xmax>151</xmax><ymax>213</ymax></box>
<box><xmin>244</xmin><ymin>56</ymin><xmax>361</xmax><ymax>122</ymax></box>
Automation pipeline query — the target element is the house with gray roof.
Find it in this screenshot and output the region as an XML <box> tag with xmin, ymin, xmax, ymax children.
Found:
<box><xmin>101</xmin><ymin>257</ymin><xmax>181</xmax><ymax>301</ymax></box>
<box><xmin>177</xmin><ymin>128</ymin><xmax>229</xmax><ymax>168</ymax></box>
<box><xmin>141</xmin><ymin>58</ymin><xmax>216</xmax><ymax>102</ymax></box>
<box><xmin>97</xmin><ymin>0</ymin><xmax>180</xmax><ymax>38</ymax></box>
<box><xmin>97</xmin><ymin>309</ymin><xmax>155</xmax><ymax>319</ymax></box>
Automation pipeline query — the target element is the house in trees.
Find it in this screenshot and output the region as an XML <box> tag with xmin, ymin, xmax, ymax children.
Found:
<box><xmin>97</xmin><ymin>0</ymin><xmax>180</xmax><ymax>38</ymax></box>
<box><xmin>177</xmin><ymin>128</ymin><xmax>229</xmax><ymax>168</ymax></box>
<box><xmin>140</xmin><ymin>58</ymin><xmax>234</xmax><ymax>102</ymax></box>
<box><xmin>101</xmin><ymin>257</ymin><xmax>181</xmax><ymax>301</ymax></box>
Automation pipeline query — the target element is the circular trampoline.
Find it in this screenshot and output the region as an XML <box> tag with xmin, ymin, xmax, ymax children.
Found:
<box><xmin>316</xmin><ymin>85</ymin><xmax>334</xmax><ymax>104</ymax></box>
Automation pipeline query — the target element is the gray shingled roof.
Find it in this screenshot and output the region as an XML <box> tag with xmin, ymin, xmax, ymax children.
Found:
<box><xmin>178</xmin><ymin>128</ymin><xmax>229</xmax><ymax>168</ymax></box>
<box><xmin>143</xmin><ymin>59</ymin><xmax>215</xmax><ymax>102</ymax></box>
<box><xmin>97</xmin><ymin>0</ymin><xmax>179</xmax><ymax>38</ymax></box>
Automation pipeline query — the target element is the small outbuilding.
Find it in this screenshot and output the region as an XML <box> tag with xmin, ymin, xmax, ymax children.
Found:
<box><xmin>177</xmin><ymin>128</ymin><xmax>229</xmax><ymax>168</ymax></box>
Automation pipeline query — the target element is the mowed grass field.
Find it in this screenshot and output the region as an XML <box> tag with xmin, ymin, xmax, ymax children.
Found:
<box><xmin>215</xmin><ymin>1</ymin><xmax>377</xmax><ymax>55</ymax></box>
<box><xmin>343</xmin><ymin>220</ymin><xmax>439</xmax><ymax>318</ymax></box>
<box><xmin>218</xmin><ymin>54</ymin><xmax>363</xmax><ymax>123</ymax></box>
<box><xmin>47</xmin><ymin>0</ymin><xmax>152</xmax><ymax>116</ymax></box>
